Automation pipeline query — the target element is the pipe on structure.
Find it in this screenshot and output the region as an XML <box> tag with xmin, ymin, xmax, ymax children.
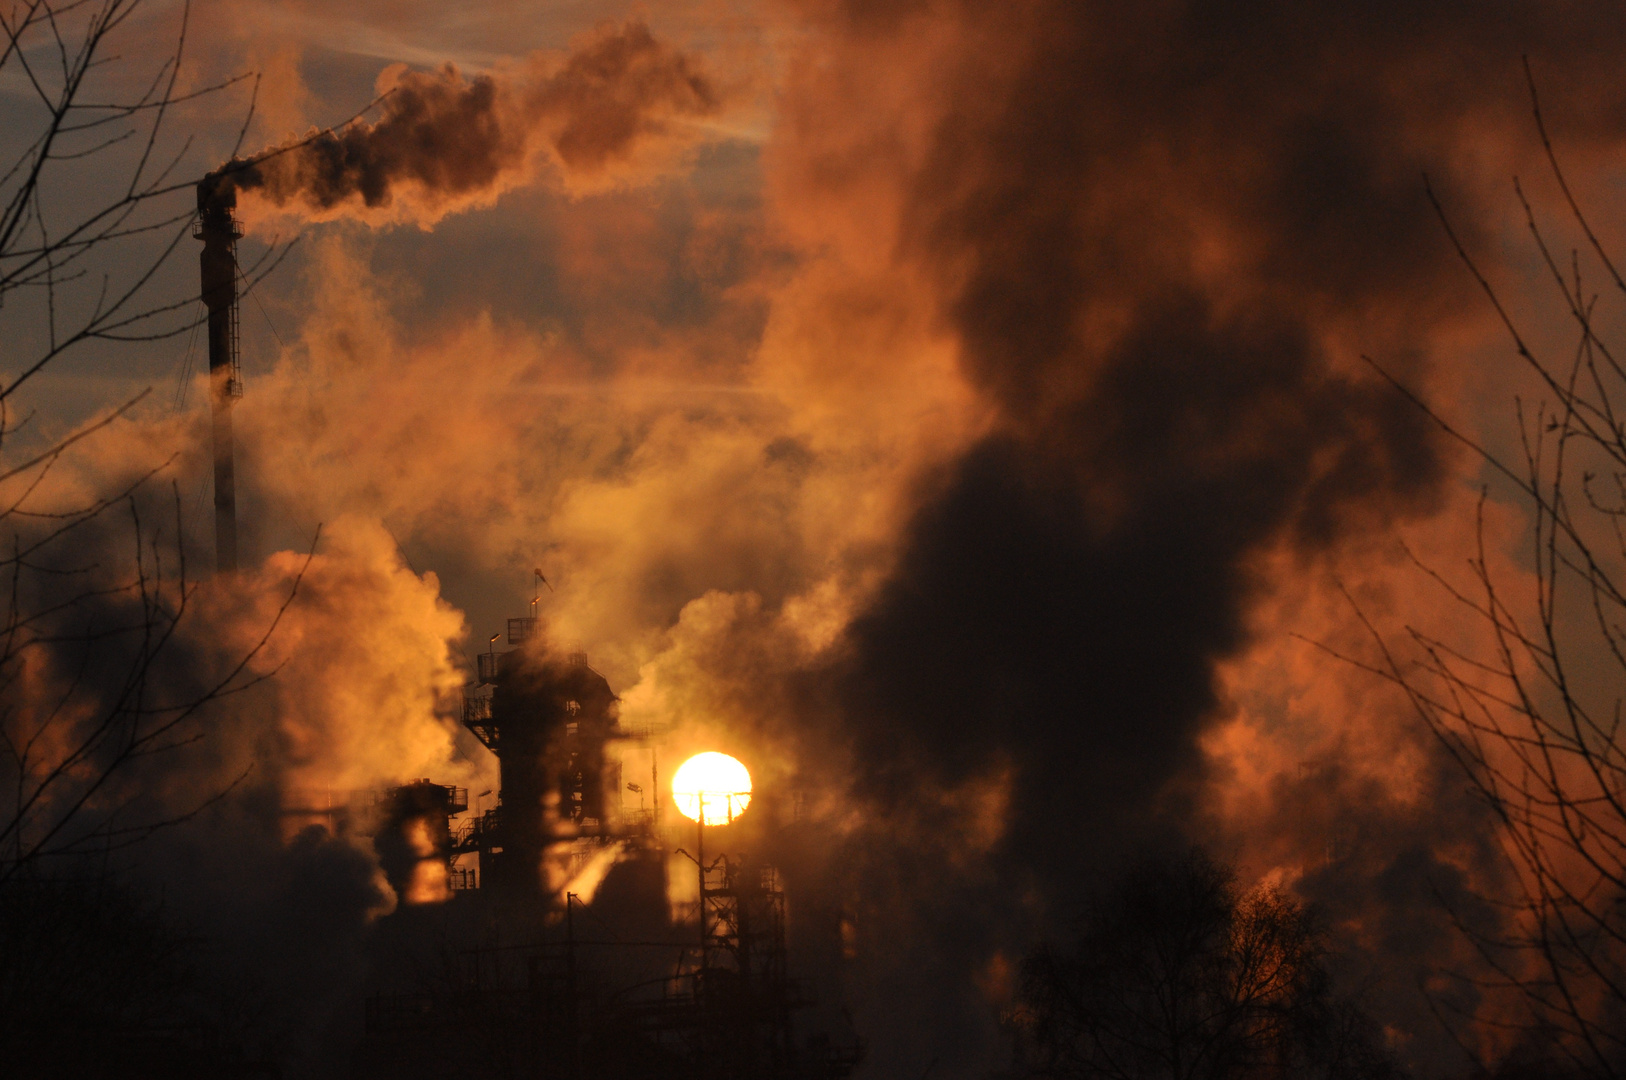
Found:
<box><xmin>196</xmin><ymin>174</ymin><xmax>242</xmax><ymax>575</ymax></box>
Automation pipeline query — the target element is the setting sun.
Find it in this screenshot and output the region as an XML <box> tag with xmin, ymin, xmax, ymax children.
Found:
<box><xmin>671</xmin><ymin>752</ymin><xmax>752</xmax><ymax>825</ymax></box>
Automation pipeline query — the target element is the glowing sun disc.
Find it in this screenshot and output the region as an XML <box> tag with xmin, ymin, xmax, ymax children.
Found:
<box><xmin>671</xmin><ymin>752</ymin><xmax>752</xmax><ymax>825</ymax></box>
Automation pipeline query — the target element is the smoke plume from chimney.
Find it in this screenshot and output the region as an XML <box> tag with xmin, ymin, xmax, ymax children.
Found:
<box><xmin>209</xmin><ymin>21</ymin><xmax>722</xmax><ymax>225</ymax></box>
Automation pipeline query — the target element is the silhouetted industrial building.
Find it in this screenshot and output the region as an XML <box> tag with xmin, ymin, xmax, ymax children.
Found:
<box><xmin>351</xmin><ymin>614</ymin><xmax>860</xmax><ymax>1080</ymax></box>
<box><xmin>193</xmin><ymin>167</ymin><xmax>856</xmax><ymax>1080</ymax></box>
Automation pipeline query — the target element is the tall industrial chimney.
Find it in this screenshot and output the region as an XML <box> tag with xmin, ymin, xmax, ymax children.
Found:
<box><xmin>196</xmin><ymin>173</ymin><xmax>242</xmax><ymax>575</ymax></box>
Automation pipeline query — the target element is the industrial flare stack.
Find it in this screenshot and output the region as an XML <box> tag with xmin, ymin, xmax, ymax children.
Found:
<box><xmin>195</xmin><ymin>171</ymin><xmax>243</xmax><ymax>575</ymax></box>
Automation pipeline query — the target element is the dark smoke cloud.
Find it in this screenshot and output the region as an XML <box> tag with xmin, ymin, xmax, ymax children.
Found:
<box><xmin>24</xmin><ymin>1</ymin><xmax>1626</xmax><ymax>1075</ymax></box>
<box><xmin>236</xmin><ymin>67</ymin><xmax>523</xmax><ymax>212</ymax></box>
<box><xmin>213</xmin><ymin>21</ymin><xmax>721</xmax><ymax>220</ymax></box>
<box><xmin>776</xmin><ymin>0</ymin><xmax>1626</xmax><ymax>1074</ymax></box>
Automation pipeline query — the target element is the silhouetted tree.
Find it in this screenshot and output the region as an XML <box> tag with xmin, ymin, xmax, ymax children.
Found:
<box><xmin>1009</xmin><ymin>850</ymin><xmax>1400</xmax><ymax>1080</ymax></box>
<box><xmin>0</xmin><ymin>7</ymin><xmax>305</xmax><ymax>1074</ymax></box>
<box><xmin>0</xmin><ymin>0</ymin><xmax>303</xmax><ymax>885</ymax></box>
<box><xmin>1350</xmin><ymin>65</ymin><xmax>1626</xmax><ymax>1080</ymax></box>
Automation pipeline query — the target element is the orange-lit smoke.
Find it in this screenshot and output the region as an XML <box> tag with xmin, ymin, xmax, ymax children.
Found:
<box><xmin>203</xmin><ymin>515</ymin><xmax>485</xmax><ymax>798</ymax></box>
<box><xmin>27</xmin><ymin>1</ymin><xmax>1626</xmax><ymax>1073</ymax></box>
<box><xmin>218</xmin><ymin>20</ymin><xmax>726</xmax><ymax>227</ymax></box>
<box><xmin>403</xmin><ymin>818</ymin><xmax>451</xmax><ymax>904</ymax></box>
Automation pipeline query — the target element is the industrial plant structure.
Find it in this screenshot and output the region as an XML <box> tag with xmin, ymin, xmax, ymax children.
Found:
<box><xmin>194</xmin><ymin>169</ymin><xmax>858</xmax><ymax>1080</ymax></box>
<box><xmin>349</xmin><ymin>615</ymin><xmax>860</xmax><ymax>1079</ymax></box>
<box><xmin>454</xmin><ymin>617</ymin><xmax>636</xmax><ymax>901</ymax></box>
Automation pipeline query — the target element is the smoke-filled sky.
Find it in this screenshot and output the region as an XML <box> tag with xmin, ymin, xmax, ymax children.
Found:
<box><xmin>11</xmin><ymin>0</ymin><xmax>1626</xmax><ymax>1075</ymax></box>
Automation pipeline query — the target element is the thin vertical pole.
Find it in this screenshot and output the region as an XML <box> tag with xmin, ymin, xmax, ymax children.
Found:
<box><xmin>566</xmin><ymin>891</ymin><xmax>580</xmax><ymax>1080</ymax></box>
<box><xmin>697</xmin><ymin>805</ymin><xmax>706</xmax><ymax>974</ymax></box>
